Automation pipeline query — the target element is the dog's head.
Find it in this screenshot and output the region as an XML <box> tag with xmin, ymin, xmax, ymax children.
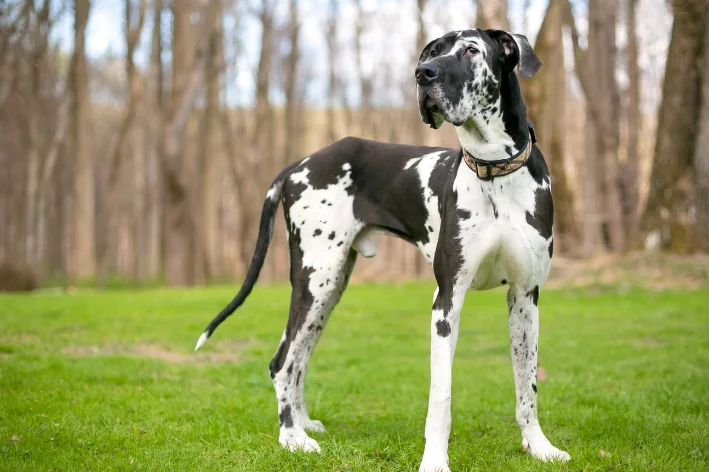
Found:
<box><xmin>416</xmin><ymin>29</ymin><xmax>541</xmax><ymax>129</ymax></box>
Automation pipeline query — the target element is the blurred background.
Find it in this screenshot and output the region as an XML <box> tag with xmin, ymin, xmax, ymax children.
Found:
<box><xmin>0</xmin><ymin>0</ymin><xmax>707</xmax><ymax>289</ymax></box>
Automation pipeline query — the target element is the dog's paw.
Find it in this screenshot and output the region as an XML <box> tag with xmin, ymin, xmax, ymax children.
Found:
<box><xmin>419</xmin><ymin>465</ymin><xmax>451</xmax><ymax>472</ymax></box>
<box><xmin>302</xmin><ymin>419</ymin><xmax>326</xmax><ymax>433</ymax></box>
<box><xmin>522</xmin><ymin>438</ymin><xmax>571</xmax><ymax>462</ymax></box>
<box><xmin>279</xmin><ymin>430</ymin><xmax>321</xmax><ymax>453</ymax></box>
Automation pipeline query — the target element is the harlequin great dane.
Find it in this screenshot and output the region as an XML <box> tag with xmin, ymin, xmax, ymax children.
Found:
<box><xmin>196</xmin><ymin>28</ymin><xmax>571</xmax><ymax>471</ymax></box>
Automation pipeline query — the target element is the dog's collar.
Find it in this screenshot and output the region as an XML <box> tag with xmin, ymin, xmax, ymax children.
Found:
<box><xmin>462</xmin><ymin>122</ymin><xmax>537</xmax><ymax>181</ymax></box>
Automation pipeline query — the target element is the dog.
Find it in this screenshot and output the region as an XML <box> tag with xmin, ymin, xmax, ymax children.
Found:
<box><xmin>195</xmin><ymin>28</ymin><xmax>571</xmax><ymax>471</ymax></box>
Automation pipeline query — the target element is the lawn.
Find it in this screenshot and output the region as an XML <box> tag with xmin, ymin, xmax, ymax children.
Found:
<box><xmin>1</xmin><ymin>283</ymin><xmax>708</xmax><ymax>471</ymax></box>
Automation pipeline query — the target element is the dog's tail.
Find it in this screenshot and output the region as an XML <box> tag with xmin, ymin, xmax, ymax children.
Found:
<box><xmin>194</xmin><ymin>162</ymin><xmax>299</xmax><ymax>351</ymax></box>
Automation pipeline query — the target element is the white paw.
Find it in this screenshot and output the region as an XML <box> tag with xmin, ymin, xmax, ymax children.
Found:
<box><xmin>522</xmin><ymin>438</ymin><xmax>571</xmax><ymax>462</ymax></box>
<box><xmin>279</xmin><ymin>430</ymin><xmax>321</xmax><ymax>453</ymax></box>
<box><xmin>419</xmin><ymin>465</ymin><xmax>451</xmax><ymax>472</ymax></box>
<box><xmin>302</xmin><ymin>419</ymin><xmax>326</xmax><ymax>433</ymax></box>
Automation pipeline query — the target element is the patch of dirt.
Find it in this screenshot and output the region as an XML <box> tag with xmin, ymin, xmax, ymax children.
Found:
<box><xmin>546</xmin><ymin>252</ymin><xmax>709</xmax><ymax>290</ymax></box>
<box><xmin>61</xmin><ymin>339</ymin><xmax>262</xmax><ymax>364</ymax></box>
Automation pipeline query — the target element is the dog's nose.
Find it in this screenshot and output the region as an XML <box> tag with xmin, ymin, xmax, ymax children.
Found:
<box><xmin>415</xmin><ymin>63</ymin><xmax>439</xmax><ymax>85</ymax></box>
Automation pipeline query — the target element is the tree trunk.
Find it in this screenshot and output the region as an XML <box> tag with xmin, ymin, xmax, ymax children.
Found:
<box><xmin>621</xmin><ymin>0</ymin><xmax>641</xmax><ymax>249</ymax></box>
<box><xmin>140</xmin><ymin>0</ymin><xmax>163</xmax><ymax>282</ymax></box>
<box><xmin>641</xmin><ymin>0</ymin><xmax>707</xmax><ymax>252</ymax></box>
<box><xmin>354</xmin><ymin>0</ymin><xmax>372</xmax><ymax>137</ymax></box>
<box><xmin>98</xmin><ymin>0</ymin><xmax>146</xmax><ymax>287</ymax></box>
<box><xmin>71</xmin><ymin>0</ymin><xmax>95</xmax><ymax>280</ymax></box>
<box><xmin>691</xmin><ymin>20</ymin><xmax>709</xmax><ymax>251</ymax></box>
<box><xmin>284</xmin><ymin>0</ymin><xmax>301</xmax><ymax>166</ymax></box>
<box><xmin>243</xmin><ymin>0</ymin><xmax>274</xmax><ymax>278</ymax></box>
<box><xmin>475</xmin><ymin>0</ymin><xmax>508</xmax><ymax>30</ymax></box>
<box><xmin>163</xmin><ymin>0</ymin><xmax>200</xmax><ymax>285</ymax></box>
<box><xmin>326</xmin><ymin>0</ymin><xmax>338</xmax><ymax>143</ymax></box>
<box><xmin>524</xmin><ymin>0</ymin><xmax>578</xmax><ymax>254</ymax></box>
<box><xmin>196</xmin><ymin>0</ymin><xmax>223</xmax><ymax>283</ymax></box>
<box><xmin>566</xmin><ymin>0</ymin><xmax>624</xmax><ymax>253</ymax></box>
<box><xmin>25</xmin><ymin>0</ymin><xmax>51</xmax><ymax>268</ymax></box>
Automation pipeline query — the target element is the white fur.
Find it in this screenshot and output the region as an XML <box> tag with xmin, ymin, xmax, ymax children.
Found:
<box><xmin>410</xmin><ymin>151</ymin><xmax>447</xmax><ymax>263</ymax></box>
<box><xmin>266</xmin><ymin>181</ymin><xmax>283</xmax><ymax>201</ymax></box>
<box><xmin>194</xmin><ymin>331</ymin><xmax>209</xmax><ymax>351</ymax></box>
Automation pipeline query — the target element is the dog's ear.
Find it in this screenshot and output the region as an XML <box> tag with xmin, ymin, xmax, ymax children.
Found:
<box><xmin>486</xmin><ymin>30</ymin><xmax>541</xmax><ymax>79</ymax></box>
<box><xmin>418</xmin><ymin>37</ymin><xmax>440</xmax><ymax>64</ymax></box>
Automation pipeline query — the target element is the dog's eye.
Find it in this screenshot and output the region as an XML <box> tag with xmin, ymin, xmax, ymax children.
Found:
<box><xmin>430</xmin><ymin>49</ymin><xmax>437</xmax><ymax>58</ymax></box>
<box><xmin>465</xmin><ymin>47</ymin><xmax>478</xmax><ymax>57</ymax></box>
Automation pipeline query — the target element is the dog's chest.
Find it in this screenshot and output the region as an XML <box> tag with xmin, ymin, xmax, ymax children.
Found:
<box><xmin>452</xmin><ymin>166</ymin><xmax>552</xmax><ymax>289</ymax></box>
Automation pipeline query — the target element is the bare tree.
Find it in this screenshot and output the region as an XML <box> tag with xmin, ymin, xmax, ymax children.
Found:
<box><xmin>620</xmin><ymin>0</ymin><xmax>641</xmax><ymax>248</ymax></box>
<box><xmin>239</xmin><ymin>0</ymin><xmax>275</xmax><ymax>277</ymax></box>
<box><xmin>25</xmin><ymin>0</ymin><xmax>51</xmax><ymax>266</ymax></box>
<box><xmin>162</xmin><ymin>0</ymin><xmax>210</xmax><ymax>285</ymax></box>
<box><xmin>642</xmin><ymin>0</ymin><xmax>708</xmax><ymax>251</ymax></box>
<box><xmin>325</xmin><ymin>0</ymin><xmax>338</xmax><ymax>143</ymax></box>
<box><xmin>283</xmin><ymin>0</ymin><xmax>301</xmax><ymax>166</ymax></box>
<box><xmin>140</xmin><ymin>0</ymin><xmax>164</xmax><ymax>281</ymax></box>
<box><xmin>98</xmin><ymin>0</ymin><xmax>147</xmax><ymax>286</ymax></box>
<box><xmin>71</xmin><ymin>0</ymin><xmax>96</xmax><ymax>279</ymax></box>
<box><xmin>354</xmin><ymin>0</ymin><xmax>372</xmax><ymax>137</ymax></box>
<box><xmin>197</xmin><ymin>0</ymin><xmax>223</xmax><ymax>283</ymax></box>
<box><xmin>524</xmin><ymin>0</ymin><xmax>578</xmax><ymax>254</ymax></box>
<box><xmin>566</xmin><ymin>0</ymin><xmax>624</xmax><ymax>253</ymax></box>
<box><xmin>693</xmin><ymin>26</ymin><xmax>709</xmax><ymax>251</ymax></box>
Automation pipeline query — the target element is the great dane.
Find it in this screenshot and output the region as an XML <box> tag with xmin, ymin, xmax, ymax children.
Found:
<box><xmin>196</xmin><ymin>28</ymin><xmax>571</xmax><ymax>470</ymax></box>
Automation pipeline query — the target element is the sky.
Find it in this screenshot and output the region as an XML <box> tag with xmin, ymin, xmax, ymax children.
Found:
<box><xmin>49</xmin><ymin>0</ymin><xmax>671</xmax><ymax>109</ymax></box>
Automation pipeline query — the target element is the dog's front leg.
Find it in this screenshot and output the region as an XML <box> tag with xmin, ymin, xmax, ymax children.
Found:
<box><xmin>419</xmin><ymin>285</ymin><xmax>466</xmax><ymax>472</ymax></box>
<box><xmin>507</xmin><ymin>285</ymin><xmax>570</xmax><ymax>462</ymax></box>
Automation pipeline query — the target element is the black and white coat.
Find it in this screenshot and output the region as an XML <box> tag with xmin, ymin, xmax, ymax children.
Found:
<box><xmin>196</xmin><ymin>28</ymin><xmax>570</xmax><ymax>472</ymax></box>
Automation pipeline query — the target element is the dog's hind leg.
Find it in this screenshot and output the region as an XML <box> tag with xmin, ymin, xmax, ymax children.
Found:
<box><xmin>295</xmin><ymin>249</ymin><xmax>357</xmax><ymax>433</ymax></box>
<box><xmin>269</xmin><ymin>243</ymin><xmax>358</xmax><ymax>452</ymax></box>
<box><xmin>507</xmin><ymin>285</ymin><xmax>570</xmax><ymax>462</ymax></box>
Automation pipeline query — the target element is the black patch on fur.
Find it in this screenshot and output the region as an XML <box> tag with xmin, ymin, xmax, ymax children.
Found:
<box><xmin>436</xmin><ymin>319</ymin><xmax>452</xmax><ymax>337</ymax></box>
<box><xmin>525</xmin><ymin>187</ymin><xmax>553</xmax><ymax>239</ymax></box>
<box><xmin>532</xmin><ymin>383</ymin><xmax>537</xmax><ymax>393</ymax></box>
<box><xmin>432</xmin><ymin>153</ymin><xmax>465</xmax><ymax>316</ymax></box>
<box><xmin>548</xmin><ymin>239</ymin><xmax>554</xmax><ymax>258</ymax></box>
<box><xmin>328</xmin><ymin>231</ymin><xmax>336</xmax><ymax>240</ymax></box>
<box><xmin>456</xmin><ymin>208</ymin><xmax>472</xmax><ymax>220</ymax></box>
<box><xmin>527</xmin><ymin>286</ymin><xmax>539</xmax><ymax>305</ymax></box>
<box><xmin>279</xmin><ymin>405</ymin><xmax>294</xmax><ymax>428</ymax></box>
<box><xmin>524</xmin><ymin>148</ymin><xmax>549</xmax><ymax>185</ymax></box>
<box><xmin>488</xmin><ymin>195</ymin><xmax>499</xmax><ymax>219</ymax></box>
<box><xmin>313</xmin><ymin>229</ymin><xmax>322</xmax><ymax>237</ymax></box>
<box><xmin>316</xmin><ymin>137</ymin><xmax>458</xmax><ymax>246</ymax></box>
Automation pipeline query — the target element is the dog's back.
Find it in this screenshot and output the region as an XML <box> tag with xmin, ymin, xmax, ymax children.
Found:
<box><xmin>283</xmin><ymin>136</ymin><xmax>459</xmax><ymax>248</ymax></box>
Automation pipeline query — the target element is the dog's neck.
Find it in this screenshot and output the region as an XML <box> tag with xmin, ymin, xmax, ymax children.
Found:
<box><xmin>455</xmin><ymin>71</ymin><xmax>529</xmax><ymax>162</ymax></box>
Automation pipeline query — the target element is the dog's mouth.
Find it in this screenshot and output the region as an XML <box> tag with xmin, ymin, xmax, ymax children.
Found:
<box><xmin>424</xmin><ymin>96</ymin><xmax>441</xmax><ymax>115</ymax></box>
<box><xmin>418</xmin><ymin>88</ymin><xmax>446</xmax><ymax>130</ymax></box>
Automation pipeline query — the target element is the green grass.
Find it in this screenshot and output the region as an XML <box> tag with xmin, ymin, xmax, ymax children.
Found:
<box><xmin>1</xmin><ymin>283</ymin><xmax>708</xmax><ymax>471</ymax></box>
